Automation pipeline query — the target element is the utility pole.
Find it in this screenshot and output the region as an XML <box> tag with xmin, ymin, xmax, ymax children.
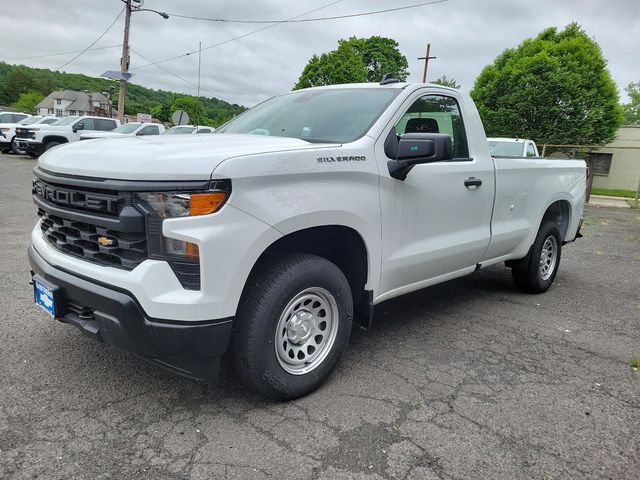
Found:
<box><xmin>418</xmin><ymin>44</ymin><xmax>437</xmax><ymax>83</ymax></box>
<box><xmin>117</xmin><ymin>0</ymin><xmax>132</xmax><ymax>122</ymax></box>
<box><xmin>197</xmin><ymin>41</ymin><xmax>202</xmax><ymax>99</ymax></box>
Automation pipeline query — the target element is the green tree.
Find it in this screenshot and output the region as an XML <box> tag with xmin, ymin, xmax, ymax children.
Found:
<box><xmin>470</xmin><ymin>23</ymin><xmax>623</xmax><ymax>145</ymax></box>
<box><xmin>432</xmin><ymin>75</ymin><xmax>460</xmax><ymax>89</ymax></box>
<box><xmin>622</xmin><ymin>82</ymin><xmax>640</xmax><ymax>125</ymax></box>
<box><xmin>11</xmin><ymin>91</ymin><xmax>44</xmax><ymax>113</ymax></box>
<box><xmin>0</xmin><ymin>68</ymin><xmax>38</xmax><ymax>104</ymax></box>
<box><xmin>339</xmin><ymin>36</ymin><xmax>409</xmax><ymax>82</ymax></box>
<box><xmin>170</xmin><ymin>96</ymin><xmax>209</xmax><ymax>125</ymax></box>
<box><xmin>294</xmin><ymin>43</ymin><xmax>368</xmax><ymax>90</ymax></box>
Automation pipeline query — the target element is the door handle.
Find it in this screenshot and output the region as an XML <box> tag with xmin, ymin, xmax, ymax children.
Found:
<box><xmin>464</xmin><ymin>177</ymin><xmax>482</xmax><ymax>188</ymax></box>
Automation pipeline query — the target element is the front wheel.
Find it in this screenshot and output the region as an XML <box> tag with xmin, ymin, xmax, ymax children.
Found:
<box><xmin>44</xmin><ymin>140</ymin><xmax>61</xmax><ymax>152</ymax></box>
<box><xmin>512</xmin><ymin>220</ymin><xmax>562</xmax><ymax>293</ymax></box>
<box><xmin>11</xmin><ymin>138</ymin><xmax>26</xmax><ymax>155</ymax></box>
<box><xmin>233</xmin><ymin>253</ymin><xmax>353</xmax><ymax>400</ymax></box>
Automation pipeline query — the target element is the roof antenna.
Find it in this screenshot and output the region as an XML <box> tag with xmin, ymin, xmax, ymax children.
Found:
<box><xmin>380</xmin><ymin>74</ymin><xmax>400</xmax><ymax>85</ymax></box>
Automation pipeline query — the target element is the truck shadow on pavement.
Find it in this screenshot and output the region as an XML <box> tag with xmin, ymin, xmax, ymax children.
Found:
<box><xmin>37</xmin><ymin>264</ymin><xmax>524</xmax><ymax>404</ymax></box>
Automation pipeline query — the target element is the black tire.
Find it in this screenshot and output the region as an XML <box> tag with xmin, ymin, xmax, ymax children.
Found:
<box><xmin>233</xmin><ymin>253</ymin><xmax>353</xmax><ymax>400</ymax></box>
<box><xmin>512</xmin><ymin>220</ymin><xmax>562</xmax><ymax>293</ymax></box>
<box><xmin>44</xmin><ymin>141</ymin><xmax>61</xmax><ymax>152</ymax></box>
<box><xmin>11</xmin><ymin>138</ymin><xmax>25</xmax><ymax>155</ymax></box>
<box><xmin>27</xmin><ymin>152</ymin><xmax>38</xmax><ymax>159</ymax></box>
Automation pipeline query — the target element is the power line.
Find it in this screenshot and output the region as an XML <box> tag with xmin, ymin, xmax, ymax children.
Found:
<box><xmin>12</xmin><ymin>44</ymin><xmax>121</xmax><ymax>61</ymax></box>
<box><xmin>166</xmin><ymin>0</ymin><xmax>448</xmax><ymax>24</ymax></box>
<box><xmin>129</xmin><ymin>47</ymin><xmax>234</xmax><ymax>104</ymax></box>
<box><xmin>56</xmin><ymin>8</ymin><xmax>124</xmax><ymax>71</ymax></box>
<box><xmin>132</xmin><ymin>0</ymin><xmax>344</xmax><ymax>71</ymax></box>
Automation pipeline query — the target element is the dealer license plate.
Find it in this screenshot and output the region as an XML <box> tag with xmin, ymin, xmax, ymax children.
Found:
<box><xmin>33</xmin><ymin>276</ymin><xmax>56</xmax><ymax>318</ymax></box>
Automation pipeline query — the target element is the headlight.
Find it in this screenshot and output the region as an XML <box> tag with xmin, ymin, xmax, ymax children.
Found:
<box><xmin>136</xmin><ymin>191</ymin><xmax>228</xmax><ymax>218</ymax></box>
<box><xmin>134</xmin><ymin>184</ymin><xmax>230</xmax><ymax>280</ymax></box>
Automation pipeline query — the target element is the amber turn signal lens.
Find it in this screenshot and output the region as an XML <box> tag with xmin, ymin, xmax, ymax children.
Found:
<box><xmin>189</xmin><ymin>192</ymin><xmax>228</xmax><ymax>216</ymax></box>
<box><xmin>185</xmin><ymin>242</ymin><xmax>199</xmax><ymax>258</ymax></box>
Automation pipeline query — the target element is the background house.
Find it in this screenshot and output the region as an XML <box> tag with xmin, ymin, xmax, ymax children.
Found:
<box><xmin>35</xmin><ymin>90</ymin><xmax>111</xmax><ymax>117</ymax></box>
<box><xmin>590</xmin><ymin>126</ymin><xmax>640</xmax><ymax>194</ymax></box>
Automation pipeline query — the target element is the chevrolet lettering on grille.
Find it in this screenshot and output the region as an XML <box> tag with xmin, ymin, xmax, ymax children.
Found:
<box><xmin>33</xmin><ymin>180</ymin><xmax>119</xmax><ymax>214</ymax></box>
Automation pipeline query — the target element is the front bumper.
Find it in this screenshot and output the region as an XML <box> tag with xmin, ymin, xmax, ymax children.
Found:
<box><xmin>18</xmin><ymin>140</ymin><xmax>44</xmax><ymax>156</ymax></box>
<box><xmin>28</xmin><ymin>245</ymin><xmax>233</xmax><ymax>381</ymax></box>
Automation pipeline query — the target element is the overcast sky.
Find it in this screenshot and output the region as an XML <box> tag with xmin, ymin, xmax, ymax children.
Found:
<box><xmin>2</xmin><ymin>0</ymin><xmax>638</xmax><ymax>107</ymax></box>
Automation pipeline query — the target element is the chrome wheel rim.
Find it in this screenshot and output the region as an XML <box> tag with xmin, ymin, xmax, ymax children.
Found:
<box><xmin>275</xmin><ymin>287</ymin><xmax>339</xmax><ymax>375</ymax></box>
<box><xmin>539</xmin><ymin>235</ymin><xmax>558</xmax><ymax>281</ymax></box>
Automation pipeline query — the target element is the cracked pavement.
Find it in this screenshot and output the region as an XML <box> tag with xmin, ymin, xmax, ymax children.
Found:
<box><xmin>1</xmin><ymin>153</ymin><xmax>638</xmax><ymax>479</ymax></box>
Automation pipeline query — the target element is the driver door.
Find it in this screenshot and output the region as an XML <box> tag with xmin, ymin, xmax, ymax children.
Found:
<box><xmin>376</xmin><ymin>91</ymin><xmax>495</xmax><ymax>298</ymax></box>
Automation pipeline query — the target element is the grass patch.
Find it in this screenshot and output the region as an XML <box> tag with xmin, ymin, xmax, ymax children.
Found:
<box><xmin>632</xmin><ymin>355</ymin><xmax>639</xmax><ymax>371</ymax></box>
<box><xmin>591</xmin><ymin>188</ymin><xmax>637</xmax><ymax>199</ymax></box>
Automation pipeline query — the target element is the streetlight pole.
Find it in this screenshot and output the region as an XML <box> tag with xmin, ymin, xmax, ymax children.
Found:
<box><xmin>117</xmin><ymin>0</ymin><xmax>132</xmax><ymax>122</ymax></box>
<box><xmin>116</xmin><ymin>1</ymin><xmax>168</xmax><ymax>123</ymax></box>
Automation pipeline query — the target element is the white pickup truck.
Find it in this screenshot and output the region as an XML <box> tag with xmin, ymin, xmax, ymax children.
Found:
<box><xmin>28</xmin><ymin>81</ymin><xmax>585</xmax><ymax>400</ymax></box>
<box><xmin>15</xmin><ymin>115</ymin><xmax>119</xmax><ymax>157</ymax></box>
<box><xmin>488</xmin><ymin>137</ymin><xmax>539</xmax><ymax>157</ymax></box>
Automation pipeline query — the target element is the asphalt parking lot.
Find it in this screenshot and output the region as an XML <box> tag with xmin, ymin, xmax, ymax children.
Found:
<box><xmin>1</xmin><ymin>152</ymin><xmax>638</xmax><ymax>480</ymax></box>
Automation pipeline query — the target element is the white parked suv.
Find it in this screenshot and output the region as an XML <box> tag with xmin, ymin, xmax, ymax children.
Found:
<box><xmin>15</xmin><ymin>115</ymin><xmax>119</xmax><ymax>157</ymax></box>
<box><xmin>0</xmin><ymin>111</ymin><xmax>30</xmax><ymax>124</ymax></box>
<box><xmin>1</xmin><ymin>116</ymin><xmax>59</xmax><ymax>154</ymax></box>
<box><xmin>28</xmin><ymin>81</ymin><xmax>585</xmax><ymax>399</ymax></box>
<box><xmin>80</xmin><ymin>122</ymin><xmax>165</xmax><ymax>140</ymax></box>
<box><xmin>488</xmin><ymin>137</ymin><xmax>539</xmax><ymax>157</ymax></box>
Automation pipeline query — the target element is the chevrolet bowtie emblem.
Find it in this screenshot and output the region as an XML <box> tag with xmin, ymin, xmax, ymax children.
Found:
<box><xmin>97</xmin><ymin>236</ymin><xmax>115</xmax><ymax>247</ymax></box>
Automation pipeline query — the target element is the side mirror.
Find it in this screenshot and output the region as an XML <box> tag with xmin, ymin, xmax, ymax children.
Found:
<box><xmin>387</xmin><ymin>133</ymin><xmax>453</xmax><ymax>180</ymax></box>
<box><xmin>73</xmin><ymin>122</ymin><xmax>85</xmax><ymax>132</ymax></box>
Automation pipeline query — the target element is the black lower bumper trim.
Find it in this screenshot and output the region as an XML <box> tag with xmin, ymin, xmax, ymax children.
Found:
<box><xmin>24</xmin><ymin>142</ymin><xmax>45</xmax><ymax>157</ymax></box>
<box><xmin>28</xmin><ymin>245</ymin><xmax>233</xmax><ymax>381</ymax></box>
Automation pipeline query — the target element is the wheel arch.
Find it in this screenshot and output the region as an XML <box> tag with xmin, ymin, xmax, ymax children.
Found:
<box><xmin>42</xmin><ymin>135</ymin><xmax>69</xmax><ymax>146</ymax></box>
<box><xmin>244</xmin><ymin>224</ymin><xmax>373</xmax><ymax>327</ymax></box>
<box><xmin>540</xmin><ymin>198</ymin><xmax>572</xmax><ymax>242</ymax></box>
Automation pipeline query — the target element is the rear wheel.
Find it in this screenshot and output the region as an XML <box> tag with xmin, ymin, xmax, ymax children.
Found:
<box><xmin>512</xmin><ymin>220</ymin><xmax>562</xmax><ymax>293</ymax></box>
<box><xmin>233</xmin><ymin>253</ymin><xmax>353</xmax><ymax>400</ymax></box>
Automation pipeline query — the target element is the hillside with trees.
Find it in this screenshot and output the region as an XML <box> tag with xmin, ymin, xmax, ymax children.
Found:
<box><xmin>0</xmin><ymin>62</ymin><xmax>245</xmax><ymax>126</ymax></box>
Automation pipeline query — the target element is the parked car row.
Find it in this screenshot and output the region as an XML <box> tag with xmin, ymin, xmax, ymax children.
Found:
<box><xmin>1</xmin><ymin>112</ymin><xmax>215</xmax><ymax>158</ymax></box>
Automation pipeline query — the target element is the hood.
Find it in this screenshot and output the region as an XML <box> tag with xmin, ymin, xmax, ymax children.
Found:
<box><xmin>38</xmin><ymin>133</ymin><xmax>339</xmax><ymax>180</ymax></box>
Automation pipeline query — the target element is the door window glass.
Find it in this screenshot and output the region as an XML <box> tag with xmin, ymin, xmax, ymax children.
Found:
<box><xmin>78</xmin><ymin>118</ymin><xmax>95</xmax><ymax>130</ymax></box>
<box><xmin>95</xmin><ymin>119</ymin><xmax>116</xmax><ymax>131</ymax></box>
<box><xmin>137</xmin><ymin>125</ymin><xmax>159</xmax><ymax>135</ymax></box>
<box><xmin>395</xmin><ymin>95</ymin><xmax>469</xmax><ymax>159</ymax></box>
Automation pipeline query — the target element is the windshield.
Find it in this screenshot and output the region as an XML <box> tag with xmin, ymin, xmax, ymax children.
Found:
<box><xmin>112</xmin><ymin>123</ymin><xmax>141</xmax><ymax>134</ymax></box>
<box><xmin>39</xmin><ymin>118</ymin><xmax>59</xmax><ymax>125</ymax></box>
<box><xmin>51</xmin><ymin>116</ymin><xmax>80</xmax><ymax>126</ymax></box>
<box><xmin>18</xmin><ymin>117</ymin><xmax>39</xmax><ymax>125</ymax></box>
<box><xmin>217</xmin><ymin>88</ymin><xmax>400</xmax><ymax>143</ymax></box>
<box><xmin>488</xmin><ymin>141</ymin><xmax>525</xmax><ymax>157</ymax></box>
<box><xmin>164</xmin><ymin>126</ymin><xmax>196</xmax><ymax>134</ymax></box>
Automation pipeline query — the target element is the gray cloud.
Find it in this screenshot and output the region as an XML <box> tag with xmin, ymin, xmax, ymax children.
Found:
<box><xmin>2</xmin><ymin>0</ymin><xmax>638</xmax><ymax>106</ymax></box>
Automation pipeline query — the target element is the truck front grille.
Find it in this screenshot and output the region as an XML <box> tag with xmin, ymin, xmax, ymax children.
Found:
<box><xmin>16</xmin><ymin>128</ymin><xmax>35</xmax><ymax>139</ymax></box>
<box><xmin>38</xmin><ymin>209</ymin><xmax>147</xmax><ymax>270</ymax></box>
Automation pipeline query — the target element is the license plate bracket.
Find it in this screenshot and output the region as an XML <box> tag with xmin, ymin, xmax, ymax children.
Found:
<box><xmin>33</xmin><ymin>275</ymin><xmax>60</xmax><ymax>319</ymax></box>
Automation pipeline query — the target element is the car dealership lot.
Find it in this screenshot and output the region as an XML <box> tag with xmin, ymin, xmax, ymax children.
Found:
<box><xmin>1</xmin><ymin>152</ymin><xmax>638</xmax><ymax>480</ymax></box>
